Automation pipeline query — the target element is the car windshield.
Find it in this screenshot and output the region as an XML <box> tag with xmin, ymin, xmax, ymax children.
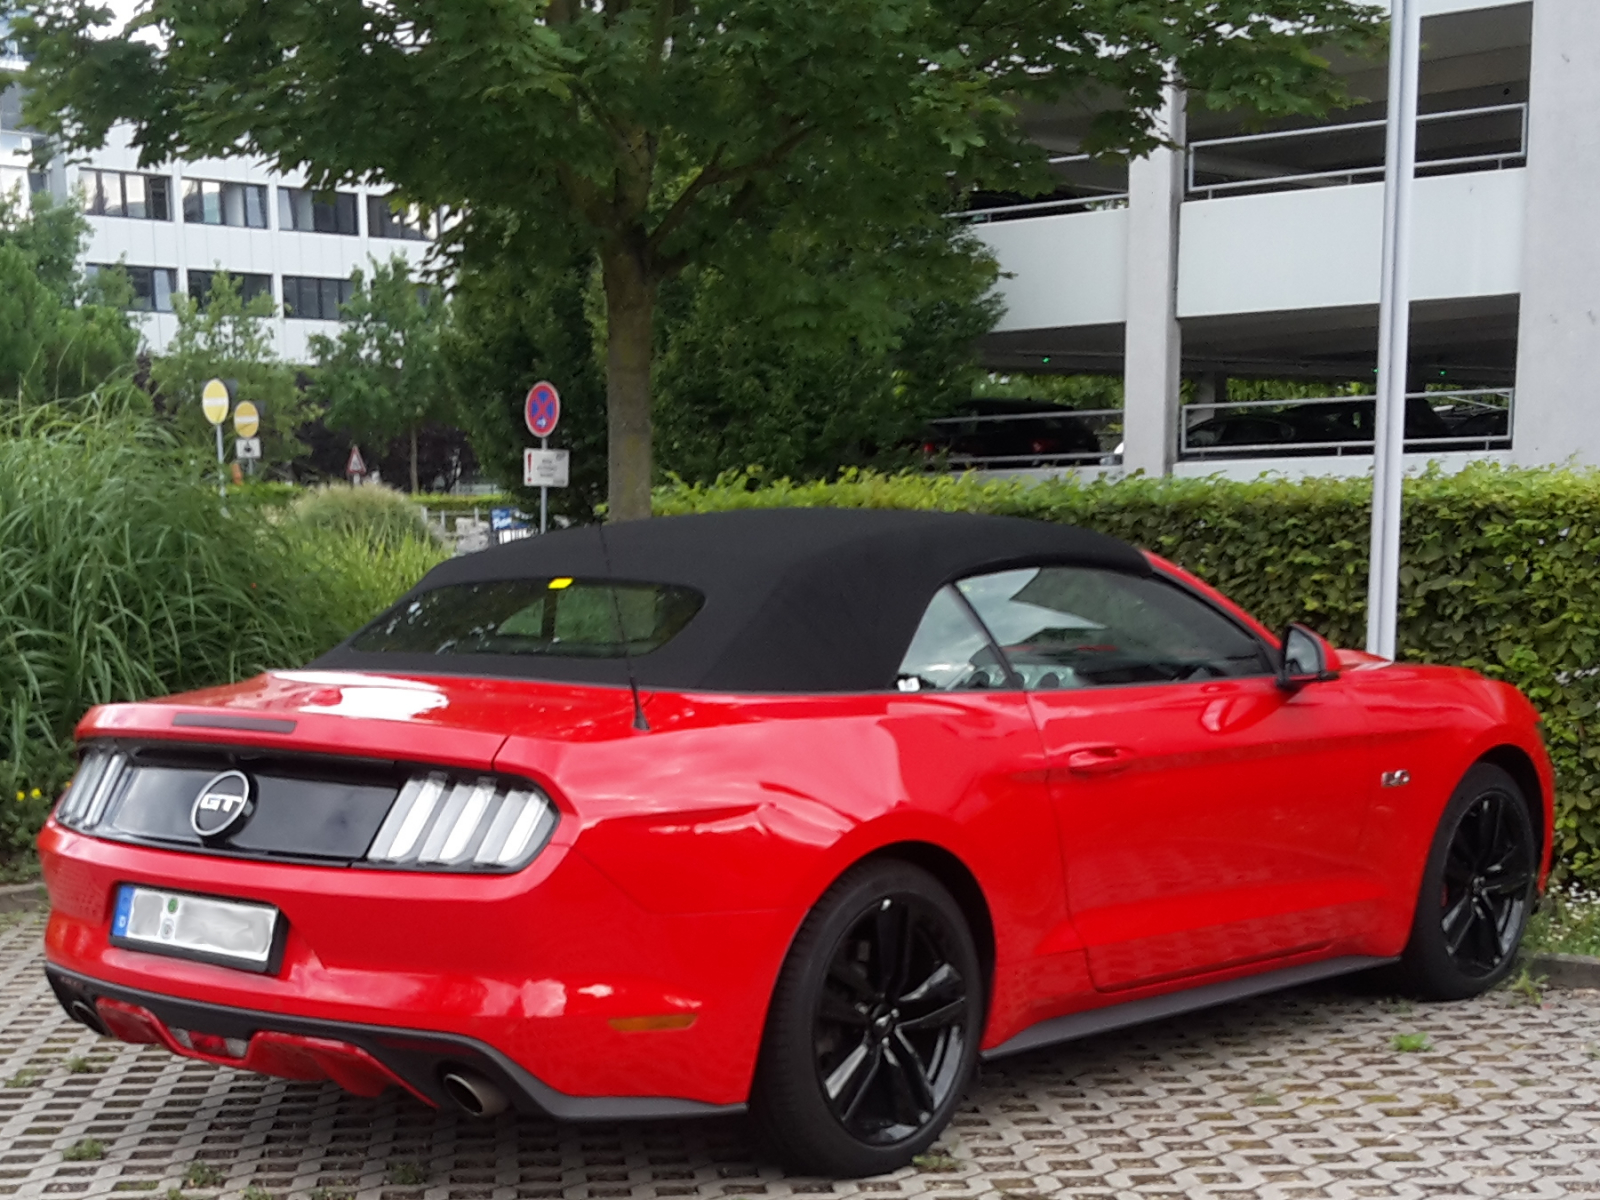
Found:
<box><xmin>351</xmin><ymin>578</ymin><xmax>704</xmax><ymax>658</ymax></box>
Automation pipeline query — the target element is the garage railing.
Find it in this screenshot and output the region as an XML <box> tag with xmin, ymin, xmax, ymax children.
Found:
<box><xmin>1187</xmin><ymin>103</ymin><xmax>1528</xmax><ymax>200</ymax></box>
<box><xmin>1178</xmin><ymin>389</ymin><xmax>1514</xmax><ymax>460</ymax></box>
<box><xmin>952</xmin><ymin>155</ymin><xmax>1130</xmax><ymax>224</ymax></box>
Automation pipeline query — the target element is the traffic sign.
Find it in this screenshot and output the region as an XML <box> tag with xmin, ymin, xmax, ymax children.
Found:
<box><xmin>525</xmin><ymin>382</ymin><xmax>561</xmax><ymax>438</ymax></box>
<box><xmin>524</xmin><ymin>448</ymin><xmax>570</xmax><ymax>488</ymax></box>
<box><xmin>201</xmin><ymin>379</ymin><xmax>231</xmax><ymax>426</ymax></box>
<box><xmin>236</xmin><ymin>437</ymin><xmax>262</xmax><ymax>460</ymax></box>
<box><xmin>233</xmin><ymin>401</ymin><xmax>260</xmax><ymax>439</ymax></box>
<box><xmin>346</xmin><ymin>446</ymin><xmax>367</xmax><ymax>478</ymax></box>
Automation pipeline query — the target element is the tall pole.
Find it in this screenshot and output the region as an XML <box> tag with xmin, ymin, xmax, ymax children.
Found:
<box><xmin>540</xmin><ymin>435</ymin><xmax>549</xmax><ymax>535</ymax></box>
<box><xmin>1366</xmin><ymin>0</ymin><xmax>1421</xmax><ymax>659</ymax></box>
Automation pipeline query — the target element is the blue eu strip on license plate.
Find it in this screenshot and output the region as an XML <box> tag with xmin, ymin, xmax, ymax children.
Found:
<box><xmin>111</xmin><ymin>885</ymin><xmax>280</xmax><ymax>972</ymax></box>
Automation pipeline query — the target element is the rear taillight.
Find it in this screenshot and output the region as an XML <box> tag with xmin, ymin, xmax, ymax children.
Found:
<box><xmin>365</xmin><ymin>772</ymin><xmax>557</xmax><ymax>871</ymax></box>
<box><xmin>54</xmin><ymin>747</ymin><xmax>129</xmax><ymax>832</ymax></box>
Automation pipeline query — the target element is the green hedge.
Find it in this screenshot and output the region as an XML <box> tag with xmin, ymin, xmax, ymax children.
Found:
<box><xmin>658</xmin><ymin>466</ymin><xmax>1600</xmax><ymax>876</ymax></box>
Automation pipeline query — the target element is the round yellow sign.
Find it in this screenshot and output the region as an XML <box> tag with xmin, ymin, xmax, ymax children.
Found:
<box><xmin>233</xmin><ymin>401</ymin><xmax>260</xmax><ymax>439</ymax></box>
<box><xmin>201</xmin><ymin>379</ymin><xmax>231</xmax><ymax>426</ymax></box>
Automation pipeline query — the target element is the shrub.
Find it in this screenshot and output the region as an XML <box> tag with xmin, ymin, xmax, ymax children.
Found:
<box><xmin>0</xmin><ymin>402</ymin><xmax>443</xmax><ymax>862</ymax></box>
<box><xmin>658</xmin><ymin>465</ymin><xmax>1600</xmax><ymax>876</ymax></box>
<box><xmin>287</xmin><ymin>483</ymin><xmax>435</xmax><ymax>551</ymax></box>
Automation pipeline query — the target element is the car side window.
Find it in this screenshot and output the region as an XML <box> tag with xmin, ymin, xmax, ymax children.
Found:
<box><xmin>896</xmin><ymin>586</ymin><xmax>1015</xmax><ymax>692</ymax></box>
<box><xmin>955</xmin><ymin>566</ymin><xmax>1271</xmax><ymax>689</ymax></box>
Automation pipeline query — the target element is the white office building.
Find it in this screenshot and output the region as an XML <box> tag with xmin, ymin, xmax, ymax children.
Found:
<box><xmin>965</xmin><ymin>0</ymin><xmax>1600</xmax><ymax>477</ymax></box>
<box><xmin>3</xmin><ymin>29</ymin><xmax>433</xmax><ymax>364</ymax></box>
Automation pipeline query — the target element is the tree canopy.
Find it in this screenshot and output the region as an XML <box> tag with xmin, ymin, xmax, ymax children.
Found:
<box><xmin>20</xmin><ymin>0</ymin><xmax>1383</xmax><ymax>517</ymax></box>
<box><xmin>0</xmin><ymin>192</ymin><xmax>138</xmax><ymax>403</ymax></box>
<box><xmin>148</xmin><ymin>271</ymin><xmax>309</xmax><ymax>471</ymax></box>
<box><xmin>308</xmin><ymin>256</ymin><xmax>446</xmax><ymax>493</ymax></box>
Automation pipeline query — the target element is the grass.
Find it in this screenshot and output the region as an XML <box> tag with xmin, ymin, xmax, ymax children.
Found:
<box><xmin>182</xmin><ymin>1161</ymin><xmax>225</xmax><ymax>1189</ymax></box>
<box><xmin>1524</xmin><ymin>881</ymin><xmax>1600</xmax><ymax>958</ymax></box>
<box><xmin>4</xmin><ymin>1068</ymin><xmax>38</xmax><ymax>1088</ymax></box>
<box><xmin>64</xmin><ymin>1055</ymin><xmax>97</xmax><ymax>1074</ymax></box>
<box><xmin>0</xmin><ymin>401</ymin><xmax>446</xmax><ymax>869</ymax></box>
<box><xmin>386</xmin><ymin>1162</ymin><xmax>427</xmax><ymax>1186</ymax></box>
<box><xmin>62</xmin><ymin>1138</ymin><xmax>106</xmax><ymax>1161</ymax></box>
<box><xmin>1391</xmin><ymin>1033</ymin><xmax>1432</xmax><ymax>1053</ymax></box>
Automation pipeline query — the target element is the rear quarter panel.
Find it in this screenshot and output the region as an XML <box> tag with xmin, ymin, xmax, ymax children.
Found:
<box><xmin>497</xmin><ymin>689</ymin><xmax>1078</xmax><ymax>1049</ymax></box>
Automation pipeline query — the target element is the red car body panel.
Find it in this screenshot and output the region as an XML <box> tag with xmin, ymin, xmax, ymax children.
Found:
<box><xmin>39</xmin><ymin>560</ymin><xmax>1554</xmax><ymax>1112</ymax></box>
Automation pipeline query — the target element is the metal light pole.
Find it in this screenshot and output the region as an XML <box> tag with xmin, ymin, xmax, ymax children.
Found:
<box><xmin>1366</xmin><ymin>0</ymin><xmax>1422</xmax><ymax>659</ymax></box>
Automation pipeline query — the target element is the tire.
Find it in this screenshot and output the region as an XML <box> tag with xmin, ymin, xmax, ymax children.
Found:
<box><xmin>751</xmin><ymin>860</ymin><xmax>984</xmax><ymax>1177</ymax></box>
<box><xmin>1393</xmin><ymin>762</ymin><xmax>1539</xmax><ymax>1000</ymax></box>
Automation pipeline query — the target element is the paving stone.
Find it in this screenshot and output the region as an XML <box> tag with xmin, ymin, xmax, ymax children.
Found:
<box><xmin>4</xmin><ymin>912</ymin><xmax>1600</xmax><ymax>1198</ymax></box>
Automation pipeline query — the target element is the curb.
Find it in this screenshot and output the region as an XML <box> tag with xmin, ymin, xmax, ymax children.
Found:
<box><xmin>1524</xmin><ymin>952</ymin><xmax>1600</xmax><ymax>989</ymax></box>
<box><xmin>0</xmin><ymin>881</ymin><xmax>46</xmax><ymax>914</ymax></box>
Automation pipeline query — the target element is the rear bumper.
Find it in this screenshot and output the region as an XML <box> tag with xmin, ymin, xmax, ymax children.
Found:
<box><xmin>46</xmin><ymin>966</ymin><xmax>742</xmax><ymax>1120</ymax></box>
<box><xmin>39</xmin><ymin>820</ymin><xmax>797</xmax><ymax>1109</ymax></box>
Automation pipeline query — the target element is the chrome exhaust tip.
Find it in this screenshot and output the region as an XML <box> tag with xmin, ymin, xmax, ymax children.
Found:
<box><xmin>68</xmin><ymin>999</ymin><xmax>106</xmax><ymax>1035</ymax></box>
<box><xmin>440</xmin><ymin>1070</ymin><xmax>508</xmax><ymax>1117</ymax></box>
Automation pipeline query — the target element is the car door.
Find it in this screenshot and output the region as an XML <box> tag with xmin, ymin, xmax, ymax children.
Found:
<box><xmin>956</xmin><ymin>565</ymin><xmax>1381</xmax><ymax>992</ymax></box>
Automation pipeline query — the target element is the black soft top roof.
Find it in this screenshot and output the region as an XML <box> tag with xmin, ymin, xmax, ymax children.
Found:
<box><xmin>313</xmin><ymin>507</ymin><xmax>1149</xmax><ymax>693</ymax></box>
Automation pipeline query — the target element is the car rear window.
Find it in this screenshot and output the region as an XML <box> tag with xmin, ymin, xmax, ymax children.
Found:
<box><xmin>351</xmin><ymin>578</ymin><xmax>704</xmax><ymax>658</ymax></box>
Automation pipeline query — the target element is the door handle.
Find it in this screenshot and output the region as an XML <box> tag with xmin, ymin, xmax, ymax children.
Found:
<box><xmin>1066</xmin><ymin>746</ymin><xmax>1135</xmax><ymax>776</ymax></box>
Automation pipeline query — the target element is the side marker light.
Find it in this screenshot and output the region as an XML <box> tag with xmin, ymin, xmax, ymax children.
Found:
<box><xmin>608</xmin><ymin>1014</ymin><xmax>698</xmax><ymax>1032</ymax></box>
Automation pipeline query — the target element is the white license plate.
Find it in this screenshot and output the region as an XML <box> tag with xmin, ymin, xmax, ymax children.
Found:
<box><xmin>111</xmin><ymin>885</ymin><xmax>281</xmax><ymax>972</ymax></box>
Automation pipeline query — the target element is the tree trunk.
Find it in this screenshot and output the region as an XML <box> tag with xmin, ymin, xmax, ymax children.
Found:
<box><xmin>602</xmin><ymin>247</ymin><xmax>656</xmax><ymax>521</ymax></box>
<box><xmin>409</xmin><ymin>425</ymin><xmax>420</xmax><ymax>495</ymax></box>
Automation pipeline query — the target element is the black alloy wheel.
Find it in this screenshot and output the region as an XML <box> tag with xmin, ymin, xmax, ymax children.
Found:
<box><xmin>752</xmin><ymin>861</ymin><xmax>983</xmax><ymax>1176</ymax></box>
<box><xmin>1440</xmin><ymin>787</ymin><xmax>1536</xmax><ymax>977</ymax></box>
<box><xmin>1395</xmin><ymin>762</ymin><xmax>1539</xmax><ymax>1000</ymax></box>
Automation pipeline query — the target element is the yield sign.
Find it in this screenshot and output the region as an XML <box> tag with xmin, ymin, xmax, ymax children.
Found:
<box><xmin>346</xmin><ymin>445</ymin><xmax>367</xmax><ymax>477</ymax></box>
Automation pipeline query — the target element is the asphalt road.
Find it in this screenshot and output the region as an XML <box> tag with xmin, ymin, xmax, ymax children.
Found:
<box><xmin>4</xmin><ymin>910</ymin><xmax>1599</xmax><ymax>1200</ymax></box>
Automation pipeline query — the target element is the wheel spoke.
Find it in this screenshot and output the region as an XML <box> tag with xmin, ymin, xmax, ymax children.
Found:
<box><xmin>828</xmin><ymin>957</ymin><xmax>877</xmax><ymax>1003</ymax></box>
<box><xmin>899</xmin><ymin>961</ymin><xmax>960</xmax><ymax>1006</ymax></box>
<box><xmin>824</xmin><ymin>1035</ymin><xmax>873</xmax><ymax>1102</ymax></box>
<box><xmin>1468</xmin><ymin>898</ymin><xmax>1500</xmax><ymax>971</ymax></box>
<box><xmin>897</xmin><ymin>997</ymin><xmax>966</xmax><ymax>1033</ymax></box>
<box><xmin>818</xmin><ymin>992</ymin><xmax>871</xmax><ymax>1026</ymax></box>
<box><xmin>882</xmin><ymin>1041</ymin><xmax>931</xmax><ymax>1126</ymax></box>
<box><xmin>891</xmin><ymin>1029</ymin><xmax>938</xmax><ymax>1113</ymax></box>
<box><xmin>874</xmin><ymin>901</ymin><xmax>909</xmax><ymax>997</ymax></box>
<box><xmin>839</xmin><ymin>1044</ymin><xmax>885</xmax><ymax>1124</ymax></box>
<box><xmin>1482</xmin><ymin>869</ymin><xmax>1532</xmax><ymax>898</ymax></box>
<box><xmin>1442</xmin><ymin>892</ymin><xmax>1475</xmax><ymax>954</ymax></box>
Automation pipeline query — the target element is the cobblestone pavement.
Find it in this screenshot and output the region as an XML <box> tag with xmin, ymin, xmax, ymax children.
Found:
<box><xmin>4</xmin><ymin>910</ymin><xmax>1600</xmax><ymax>1200</ymax></box>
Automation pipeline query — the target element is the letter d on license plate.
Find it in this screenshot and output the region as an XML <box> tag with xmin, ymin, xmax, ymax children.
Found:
<box><xmin>111</xmin><ymin>885</ymin><xmax>281</xmax><ymax>973</ymax></box>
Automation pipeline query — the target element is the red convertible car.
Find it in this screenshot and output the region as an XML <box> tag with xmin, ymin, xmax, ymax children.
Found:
<box><xmin>40</xmin><ymin>509</ymin><xmax>1550</xmax><ymax>1175</ymax></box>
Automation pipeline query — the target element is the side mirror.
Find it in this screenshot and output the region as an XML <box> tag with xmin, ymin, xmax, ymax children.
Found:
<box><xmin>1278</xmin><ymin>623</ymin><xmax>1340</xmax><ymax>691</ymax></box>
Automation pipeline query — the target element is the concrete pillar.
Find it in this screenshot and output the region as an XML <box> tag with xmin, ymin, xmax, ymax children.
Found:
<box><xmin>1511</xmin><ymin>0</ymin><xmax>1600</xmax><ymax>468</ymax></box>
<box><xmin>1121</xmin><ymin>86</ymin><xmax>1186</xmax><ymax>476</ymax></box>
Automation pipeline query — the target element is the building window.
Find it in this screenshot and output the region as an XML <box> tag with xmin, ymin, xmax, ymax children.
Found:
<box><xmin>81</xmin><ymin>169</ymin><xmax>171</xmax><ymax>220</ymax></box>
<box><xmin>282</xmin><ymin>275</ymin><xmax>354</xmax><ymax>320</ymax></box>
<box><xmin>367</xmin><ymin>195</ymin><xmax>431</xmax><ymax>241</ymax></box>
<box><xmin>182</xmin><ymin>179</ymin><xmax>269</xmax><ymax>228</ymax></box>
<box><xmin>278</xmin><ymin>186</ymin><xmax>359</xmax><ymax>235</ymax></box>
<box><xmin>187</xmin><ymin>269</ymin><xmax>274</xmax><ymax>309</ymax></box>
<box><xmin>86</xmin><ymin>264</ymin><xmax>179</xmax><ymax>313</ymax></box>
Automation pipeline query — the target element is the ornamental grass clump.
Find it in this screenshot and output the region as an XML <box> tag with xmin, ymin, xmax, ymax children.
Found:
<box><xmin>287</xmin><ymin>482</ymin><xmax>436</xmax><ymax>552</ymax></box>
<box><xmin>0</xmin><ymin>398</ymin><xmax>444</xmax><ymax>859</ymax></box>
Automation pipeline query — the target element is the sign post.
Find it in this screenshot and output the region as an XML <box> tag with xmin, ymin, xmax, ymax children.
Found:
<box><xmin>232</xmin><ymin>401</ymin><xmax>261</xmax><ymax>474</ymax></box>
<box><xmin>345</xmin><ymin>445</ymin><xmax>367</xmax><ymax>483</ymax></box>
<box><xmin>523</xmin><ymin>382</ymin><xmax>563</xmax><ymax>534</ymax></box>
<box><xmin>201</xmin><ymin>379</ymin><xmax>231</xmax><ymax>498</ymax></box>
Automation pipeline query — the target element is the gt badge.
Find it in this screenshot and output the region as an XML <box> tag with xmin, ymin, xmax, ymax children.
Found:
<box><xmin>191</xmin><ymin>770</ymin><xmax>254</xmax><ymax>840</ymax></box>
<box><xmin>1381</xmin><ymin>769</ymin><xmax>1412</xmax><ymax>788</ymax></box>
